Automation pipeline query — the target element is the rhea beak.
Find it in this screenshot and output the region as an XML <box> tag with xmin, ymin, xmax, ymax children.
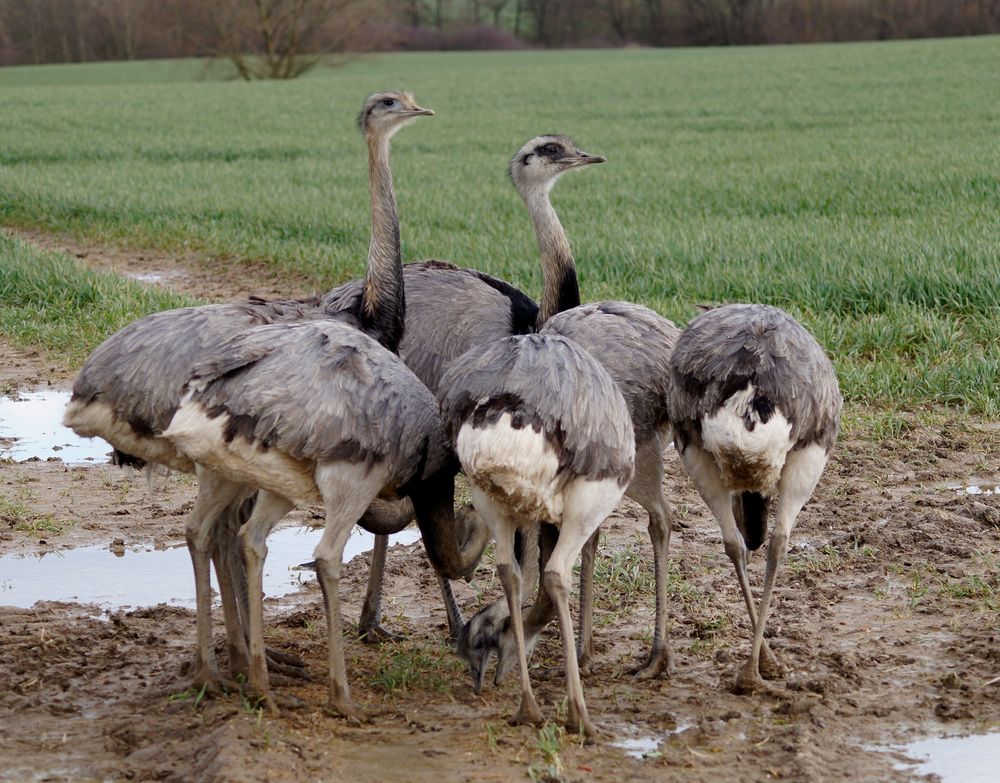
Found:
<box><xmin>563</xmin><ymin>150</ymin><xmax>606</xmax><ymax>168</ymax></box>
<box><xmin>407</xmin><ymin>106</ymin><xmax>435</xmax><ymax>117</ymax></box>
<box><xmin>470</xmin><ymin>651</ymin><xmax>491</xmax><ymax>694</ymax></box>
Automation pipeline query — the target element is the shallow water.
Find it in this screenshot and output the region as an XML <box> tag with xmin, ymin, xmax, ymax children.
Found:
<box><xmin>893</xmin><ymin>732</ymin><xmax>1000</xmax><ymax>783</ymax></box>
<box><xmin>0</xmin><ymin>525</ymin><xmax>421</xmax><ymax>610</ymax></box>
<box><xmin>611</xmin><ymin>735</ymin><xmax>661</xmax><ymax>759</ymax></box>
<box><xmin>942</xmin><ymin>477</ymin><xmax>998</xmax><ymax>496</ymax></box>
<box><xmin>0</xmin><ymin>390</ymin><xmax>111</xmax><ymax>463</ymax></box>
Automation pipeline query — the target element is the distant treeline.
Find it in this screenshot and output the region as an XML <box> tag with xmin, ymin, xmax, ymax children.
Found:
<box><xmin>2</xmin><ymin>0</ymin><xmax>999</xmax><ymax>69</ymax></box>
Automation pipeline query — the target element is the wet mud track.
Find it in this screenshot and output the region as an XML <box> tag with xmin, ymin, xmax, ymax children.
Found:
<box><xmin>1</xmin><ymin>231</ymin><xmax>998</xmax><ymax>781</ymax></box>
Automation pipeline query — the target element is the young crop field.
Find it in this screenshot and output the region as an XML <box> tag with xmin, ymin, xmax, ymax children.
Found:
<box><xmin>1</xmin><ymin>38</ymin><xmax>998</xmax><ymax>419</ymax></box>
<box><xmin>1</xmin><ymin>38</ymin><xmax>999</xmax><ymax>783</ymax></box>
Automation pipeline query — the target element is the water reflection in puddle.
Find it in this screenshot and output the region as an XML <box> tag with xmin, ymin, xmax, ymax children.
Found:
<box><xmin>0</xmin><ymin>525</ymin><xmax>420</xmax><ymax>609</ymax></box>
<box><xmin>893</xmin><ymin>732</ymin><xmax>1000</xmax><ymax>783</ymax></box>
<box><xmin>0</xmin><ymin>390</ymin><xmax>111</xmax><ymax>463</ymax></box>
<box><xmin>948</xmin><ymin>481</ymin><xmax>998</xmax><ymax>497</ymax></box>
<box><xmin>612</xmin><ymin>736</ymin><xmax>661</xmax><ymax>759</ymax></box>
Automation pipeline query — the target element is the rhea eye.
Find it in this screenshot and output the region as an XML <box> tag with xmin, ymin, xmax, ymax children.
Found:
<box><xmin>382</xmin><ymin>98</ymin><xmax>396</xmax><ymax>107</ymax></box>
<box><xmin>540</xmin><ymin>144</ymin><xmax>561</xmax><ymax>156</ymax></box>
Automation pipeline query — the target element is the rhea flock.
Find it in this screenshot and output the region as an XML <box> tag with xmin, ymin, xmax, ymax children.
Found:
<box><xmin>64</xmin><ymin>85</ymin><xmax>546</xmax><ymax>667</ymax></box>
<box><xmin>63</xmin><ymin>92</ymin><xmax>483</xmax><ymax>693</ymax></box>
<box><xmin>456</xmin><ymin>136</ymin><xmax>682</xmax><ymax>692</ymax></box>
<box><xmin>667</xmin><ymin>303</ymin><xmax>841</xmax><ymax>692</ymax></box>
<box><xmin>160</xmin><ymin>95</ymin><xmax>491</xmax><ymax>719</ymax></box>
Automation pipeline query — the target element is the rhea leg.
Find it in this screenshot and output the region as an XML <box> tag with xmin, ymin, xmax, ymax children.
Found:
<box><xmin>576</xmin><ymin>530</ymin><xmax>598</xmax><ymax>671</ymax></box>
<box><xmin>357</xmin><ymin>498</ymin><xmax>416</xmax><ymax>643</ymax></box>
<box><xmin>547</xmin><ymin>479</ymin><xmax>625</xmax><ymax>738</ymax></box>
<box><xmin>494</xmin><ymin>522</ymin><xmax>557</xmax><ymax>684</ymax></box>
<box><xmin>679</xmin><ymin>445</ymin><xmax>780</xmax><ymax>678</ymax></box>
<box><xmin>628</xmin><ymin>433</ymin><xmax>675</xmax><ymax>679</ymax></box>
<box><xmin>357</xmin><ymin>534</ymin><xmax>403</xmax><ymax>643</ymax></box>
<box><xmin>471</xmin><ymin>487</ymin><xmax>543</xmax><ymax>727</ymax></box>
<box><xmin>238</xmin><ymin>490</ymin><xmax>295</xmax><ymax>709</ymax></box>
<box><xmin>735</xmin><ymin>445</ymin><xmax>828</xmax><ymax>693</ymax></box>
<box><xmin>185</xmin><ymin>467</ymin><xmax>246</xmax><ymax>690</ymax></box>
<box><xmin>210</xmin><ymin>494</ymin><xmax>253</xmax><ymax>677</ymax></box>
<box><xmin>215</xmin><ymin>493</ymin><xmax>308</xmax><ymax>678</ymax></box>
<box><xmin>313</xmin><ymin>461</ymin><xmax>391</xmax><ymax>722</ymax></box>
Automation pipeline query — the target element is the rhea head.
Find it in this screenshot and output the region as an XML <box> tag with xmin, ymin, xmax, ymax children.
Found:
<box><xmin>358</xmin><ymin>90</ymin><xmax>434</xmax><ymax>138</ymax></box>
<box><xmin>509</xmin><ymin>134</ymin><xmax>606</xmax><ymax>195</ymax></box>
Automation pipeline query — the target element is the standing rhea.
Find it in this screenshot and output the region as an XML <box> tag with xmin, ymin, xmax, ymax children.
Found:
<box><xmin>163</xmin><ymin>92</ymin><xmax>489</xmax><ymax>718</ymax></box>
<box><xmin>440</xmin><ymin>333</ymin><xmax>635</xmax><ymax>738</ymax></box>
<box><xmin>667</xmin><ymin>303</ymin><xmax>841</xmax><ymax>692</ymax></box>
<box><xmin>459</xmin><ymin>135</ymin><xmax>680</xmax><ymax>688</ymax></box>
<box><xmin>62</xmin><ymin>91</ymin><xmax>441</xmax><ymax>691</ymax></box>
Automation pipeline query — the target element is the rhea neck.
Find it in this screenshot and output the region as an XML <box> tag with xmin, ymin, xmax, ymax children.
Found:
<box><xmin>520</xmin><ymin>180</ymin><xmax>580</xmax><ymax>328</ymax></box>
<box><xmin>359</xmin><ymin>128</ymin><xmax>405</xmax><ymax>354</ymax></box>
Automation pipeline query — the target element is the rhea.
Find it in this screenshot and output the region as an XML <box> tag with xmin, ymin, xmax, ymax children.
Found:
<box><xmin>458</xmin><ymin>136</ymin><xmax>680</xmax><ymax>690</ymax></box>
<box><xmin>162</xmin><ymin>97</ymin><xmax>488</xmax><ymax>717</ymax></box>
<box><xmin>62</xmin><ymin>92</ymin><xmax>470</xmax><ymax>692</ymax></box>
<box><xmin>439</xmin><ymin>332</ymin><xmax>635</xmax><ymax>737</ymax></box>
<box><xmin>667</xmin><ymin>303</ymin><xmax>841</xmax><ymax>692</ymax></box>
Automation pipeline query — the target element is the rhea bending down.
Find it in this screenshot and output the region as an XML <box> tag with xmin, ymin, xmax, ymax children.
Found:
<box><xmin>667</xmin><ymin>303</ymin><xmax>841</xmax><ymax>693</ymax></box>
<box><xmin>439</xmin><ymin>333</ymin><xmax>635</xmax><ymax>737</ymax></box>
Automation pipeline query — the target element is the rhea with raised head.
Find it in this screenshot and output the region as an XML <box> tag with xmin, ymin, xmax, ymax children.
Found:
<box><xmin>457</xmin><ymin>135</ymin><xmax>681</xmax><ymax>692</ymax></box>
<box><xmin>162</xmin><ymin>93</ymin><xmax>488</xmax><ymax>718</ymax></box>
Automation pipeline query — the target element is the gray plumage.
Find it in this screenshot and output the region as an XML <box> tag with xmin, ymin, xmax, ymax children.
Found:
<box><xmin>184</xmin><ymin>320</ymin><xmax>448</xmax><ymax>491</ymax></box>
<box><xmin>324</xmin><ymin>259</ymin><xmax>537</xmax><ymax>393</ymax></box>
<box><xmin>666</xmin><ymin>302</ymin><xmax>841</xmax><ymax>694</ymax></box>
<box><xmin>668</xmin><ymin>303</ymin><xmax>841</xmax><ymax>455</ymax></box>
<box><xmin>542</xmin><ymin>301</ymin><xmax>675</xmax><ymax>438</ymax></box>
<box><xmin>439</xmin><ymin>333</ymin><xmax>635</xmax><ymax>487</ymax></box>
<box><xmin>67</xmin><ymin>298</ymin><xmax>330</xmax><ymax>456</ymax></box>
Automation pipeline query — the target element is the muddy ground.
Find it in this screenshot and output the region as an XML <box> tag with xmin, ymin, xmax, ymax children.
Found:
<box><xmin>1</xmin><ymin>228</ymin><xmax>998</xmax><ymax>783</ymax></box>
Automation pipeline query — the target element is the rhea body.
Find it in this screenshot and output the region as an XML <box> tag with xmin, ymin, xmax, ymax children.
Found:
<box><xmin>162</xmin><ymin>95</ymin><xmax>488</xmax><ymax>718</ymax></box>
<box><xmin>458</xmin><ymin>136</ymin><xmax>681</xmax><ymax>690</ymax></box>
<box><xmin>667</xmin><ymin>303</ymin><xmax>841</xmax><ymax>692</ymax></box>
<box><xmin>439</xmin><ymin>332</ymin><xmax>634</xmax><ymax>737</ymax></box>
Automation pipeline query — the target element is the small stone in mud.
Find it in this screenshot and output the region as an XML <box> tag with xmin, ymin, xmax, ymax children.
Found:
<box><xmin>110</xmin><ymin>538</ymin><xmax>126</xmax><ymax>556</ymax></box>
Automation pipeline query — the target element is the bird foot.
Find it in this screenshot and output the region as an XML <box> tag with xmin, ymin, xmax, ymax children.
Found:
<box><xmin>577</xmin><ymin>652</ymin><xmax>594</xmax><ymax>677</ymax></box>
<box><xmin>266</xmin><ymin>647</ymin><xmax>308</xmax><ymax>671</ymax></box>
<box><xmin>358</xmin><ymin>622</ymin><xmax>405</xmax><ymax>645</ymax></box>
<box><xmin>566</xmin><ymin>710</ymin><xmax>600</xmax><ymax>743</ymax></box>
<box><xmin>509</xmin><ymin>696</ymin><xmax>545</xmax><ymax>728</ymax></box>
<box><xmin>759</xmin><ymin>646</ymin><xmax>784</xmax><ymax>680</ymax></box>
<box><xmin>242</xmin><ymin>690</ymin><xmax>281</xmax><ymax>715</ymax></box>
<box><xmin>733</xmin><ymin>662</ymin><xmax>766</xmax><ymax>695</ymax></box>
<box><xmin>189</xmin><ymin>669</ymin><xmax>242</xmax><ymax>701</ymax></box>
<box><xmin>324</xmin><ymin>699</ymin><xmax>371</xmax><ymax>726</ymax></box>
<box><xmin>630</xmin><ymin>649</ymin><xmax>672</xmax><ymax>680</ymax></box>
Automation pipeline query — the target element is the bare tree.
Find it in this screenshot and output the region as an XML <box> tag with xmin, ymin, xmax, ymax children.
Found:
<box><xmin>211</xmin><ymin>0</ymin><xmax>364</xmax><ymax>80</ymax></box>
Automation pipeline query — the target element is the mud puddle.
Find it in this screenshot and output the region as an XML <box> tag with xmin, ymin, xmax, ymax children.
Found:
<box><xmin>891</xmin><ymin>731</ymin><xmax>1000</xmax><ymax>782</ymax></box>
<box><xmin>0</xmin><ymin>389</ymin><xmax>110</xmax><ymax>463</ymax></box>
<box><xmin>0</xmin><ymin>525</ymin><xmax>420</xmax><ymax>609</ymax></box>
<box><xmin>946</xmin><ymin>479</ymin><xmax>998</xmax><ymax>496</ymax></box>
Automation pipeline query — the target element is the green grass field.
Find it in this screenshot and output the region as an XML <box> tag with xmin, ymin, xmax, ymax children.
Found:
<box><xmin>1</xmin><ymin>39</ymin><xmax>998</xmax><ymax>418</ymax></box>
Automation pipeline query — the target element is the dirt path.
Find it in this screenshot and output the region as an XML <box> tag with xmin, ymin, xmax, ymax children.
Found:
<box><xmin>1</xmin><ymin>230</ymin><xmax>999</xmax><ymax>782</ymax></box>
